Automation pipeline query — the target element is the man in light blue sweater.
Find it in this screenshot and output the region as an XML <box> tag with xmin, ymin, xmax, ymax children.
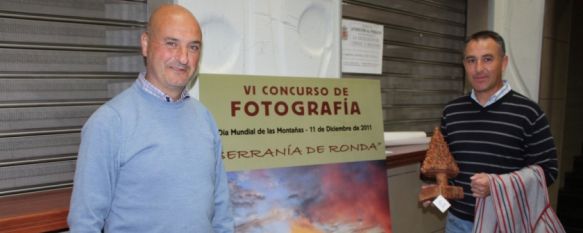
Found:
<box><xmin>67</xmin><ymin>4</ymin><xmax>234</xmax><ymax>233</ymax></box>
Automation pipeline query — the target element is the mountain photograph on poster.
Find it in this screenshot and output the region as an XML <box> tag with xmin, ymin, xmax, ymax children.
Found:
<box><xmin>228</xmin><ymin>160</ymin><xmax>391</xmax><ymax>233</ymax></box>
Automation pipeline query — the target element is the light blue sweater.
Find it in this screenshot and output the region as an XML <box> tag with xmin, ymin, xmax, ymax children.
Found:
<box><xmin>68</xmin><ymin>81</ymin><xmax>234</xmax><ymax>233</ymax></box>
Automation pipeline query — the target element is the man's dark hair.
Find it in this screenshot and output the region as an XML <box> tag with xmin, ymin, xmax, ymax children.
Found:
<box><xmin>466</xmin><ymin>30</ymin><xmax>506</xmax><ymax>55</ymax></box>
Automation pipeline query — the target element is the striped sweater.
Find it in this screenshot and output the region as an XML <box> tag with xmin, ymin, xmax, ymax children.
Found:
<box><xmin>441</xmin><ymin>90</ymin><xmax>558</xmax><ymax>222</ymax></box>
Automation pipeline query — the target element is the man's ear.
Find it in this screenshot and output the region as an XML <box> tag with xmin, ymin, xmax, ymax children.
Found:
<box><xmin>140</xmin><ymin>32</ymin><xmax>149</xmax><ymax>57</ymax></box>
<box><xmin>501</xmin><ymin>55</ymin><xmax>509</xmax><ymax>73</ymax></box>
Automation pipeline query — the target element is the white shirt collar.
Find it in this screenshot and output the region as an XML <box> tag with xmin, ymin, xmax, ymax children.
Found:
<box><xmin>136</xmin><ymin>72</ymin><xmax>190</xmax><ymax>103</ymax></box>
<box><xmin>470</xmin><ymin>80</ymin><xmax>511</xmax><ymax>107</ymax></box>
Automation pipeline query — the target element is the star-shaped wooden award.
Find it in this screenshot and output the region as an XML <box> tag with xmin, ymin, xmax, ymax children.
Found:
<box><xmin>418</xmin><ymin>127</ymin><xmax>464</xmax><ymax>202</ymax></box>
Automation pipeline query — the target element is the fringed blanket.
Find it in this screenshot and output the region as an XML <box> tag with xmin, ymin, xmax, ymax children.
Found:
<box><xmin>472</xmin><ymin>165</ymin><xmax>565</xmax><ymax>233</ymax></box>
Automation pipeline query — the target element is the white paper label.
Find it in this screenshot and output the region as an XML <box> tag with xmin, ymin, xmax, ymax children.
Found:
<box><xmin>433</xmin><ymin>195</ymin><xmax>451</xmax><ymax>213</ymax></box>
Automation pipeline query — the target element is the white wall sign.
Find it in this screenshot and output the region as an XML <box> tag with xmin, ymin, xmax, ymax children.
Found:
<box><xmin>341</xmin><ymin>19</ymin><xmax>384</xmax><ymax>74</ymax></box>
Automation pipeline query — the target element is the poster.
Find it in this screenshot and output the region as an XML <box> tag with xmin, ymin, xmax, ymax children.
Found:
<box><xmin>341</xmin><ymin>19</ymin><xmax>384</xmax><ymax>74</ymax></box>
<box><xmin>229</xmin><ymin>161</ymin><xmax>390</xmax><ymax>232</ymax></box>
<box><xmin>199</xmin><ymin>74</ymin><xmax>391</xmax><ymax>232</ymax></box>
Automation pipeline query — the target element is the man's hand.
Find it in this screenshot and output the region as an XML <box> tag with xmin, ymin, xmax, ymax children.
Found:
<box><xmin>470</xmin><ymin>173</ymin><xmax>490</xmax><ymax>198</ymax></box>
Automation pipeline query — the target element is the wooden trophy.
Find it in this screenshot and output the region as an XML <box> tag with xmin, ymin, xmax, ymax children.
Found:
<box><xmin>418</xmin><ymin>127</ymin><xmax>464</xmax><ymax>202</ymax></box>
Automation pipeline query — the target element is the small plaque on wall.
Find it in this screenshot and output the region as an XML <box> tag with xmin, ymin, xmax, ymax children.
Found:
<box><xmin>341</xmin><ymin>19</ymin><xmax>384</xmax><ymax>74</ymax></box>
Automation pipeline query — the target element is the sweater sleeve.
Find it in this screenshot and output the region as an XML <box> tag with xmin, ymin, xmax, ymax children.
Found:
<box><xmin>209</xmin><ymin>115</ymin><xmax>235</xmax><ymax>233</ymax></box>
<box><xmin>68</xmin><ymin>106</ymin><xmax>121</xmax><ymax>233</ymax></box>
<box><xmin>523</xmin><ymin>111</ymin><xmax>558</xmax><ymax>186</ymax></box>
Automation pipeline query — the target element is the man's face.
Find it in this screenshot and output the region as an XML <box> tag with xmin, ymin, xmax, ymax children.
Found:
<box><xmin>463</xmin><ymin>38</ymin><xmax>508</xmax><ymax>97</ymax></box>
<box><xmin>141</xmin><ymin>12</ymin><xmax>202</xmax><ymax>97</ymax></box>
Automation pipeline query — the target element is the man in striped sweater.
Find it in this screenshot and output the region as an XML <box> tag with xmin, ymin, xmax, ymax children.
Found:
<box><xmin>439</xmin><ymin>30</ymin><xmax>559</xmax><ymax>232</ymax></box>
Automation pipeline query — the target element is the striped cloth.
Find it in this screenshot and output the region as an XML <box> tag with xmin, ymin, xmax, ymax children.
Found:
<box><xmin>472</xmin><ymin>165</ymin><xmax>565</xmax><ymax>233</ymax></box>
